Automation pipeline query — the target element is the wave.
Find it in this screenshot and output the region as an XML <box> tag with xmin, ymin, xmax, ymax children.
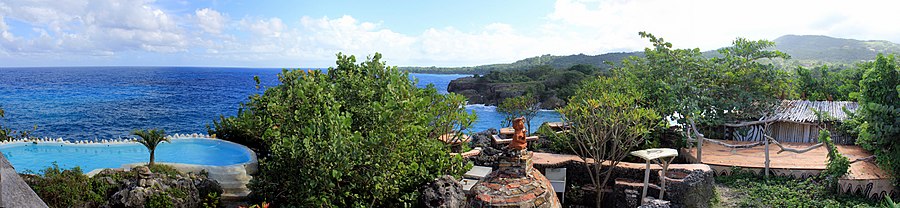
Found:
<box><xmin>465</xmin><ymin>104</ymin><xmax>497</xmax><ymax>112</ymax></box>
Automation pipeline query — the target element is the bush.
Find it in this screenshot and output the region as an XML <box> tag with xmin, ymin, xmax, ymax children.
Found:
<box><xmin>819</xmin><ymin>129</ymin><xmax>850</xmax><ymax>191</ymax></box>
<box><xmin>213</xmin><ymin>53</ymin><xmax>475</xmax><ymax>207</ymax></box>
<box><xmin>149</xmin><ymin>164</ymin><xmax>181</xmax><ymax>177</ymax></box>
<box><xmin>849</xmin><ymin>54</ymin><xmax>900</xmax><ymax>184</ymax></box>
<box><xmin>717</xmin><ymin>167</ymin><xmax>877</xmax><ymax>208</ymax></box>
<box><xmin>22</xmin><ymin>163</ymin><xmax>105</xmax><ymax>208</ymax></box>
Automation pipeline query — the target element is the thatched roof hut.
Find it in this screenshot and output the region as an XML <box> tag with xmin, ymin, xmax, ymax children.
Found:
<box><xmin>730</xmin><ymin>100</ymin><xmax>858</xmax><ymax>144</ymax></box>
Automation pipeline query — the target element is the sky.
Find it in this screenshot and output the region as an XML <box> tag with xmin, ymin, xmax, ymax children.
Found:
<box><xmin>1</xmin><ymin>0</ymin><xmax>899</xmax><ymax>68</ymax></box>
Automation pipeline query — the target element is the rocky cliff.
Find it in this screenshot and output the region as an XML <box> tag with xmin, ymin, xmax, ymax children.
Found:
<box><xmin>447</xmin><ymin>77</ymin><xmax>566</xmax><ymax>109</ymax></box>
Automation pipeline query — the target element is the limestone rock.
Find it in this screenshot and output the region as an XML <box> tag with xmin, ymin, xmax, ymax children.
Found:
<box><xmin>418</xmin><ymin>175</ymin><xmax>466</xmax><ymax>208</ymax></box>
<box><xmin>100</xmin><ymin>166</ymin><xmax>223</xmax><ymax>208</ymax></box>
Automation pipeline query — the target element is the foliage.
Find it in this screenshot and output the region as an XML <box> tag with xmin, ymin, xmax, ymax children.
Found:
<box><xmin>212</xmin><ymin>53</ymin><xmax>475</xmax><ymax>207</ymax></box>
<box><xmin>145</xmin><ymin>188</ymin><xmax>188</xmax><ymax>208</ymax></box>
<box><xmin>849</xmin><ymin>54</ymin><xmax>900</xmax><ymax>184</ymax></box>
<box><xmin>239</xmin><ymin>202</ymin><xmax>270</xmax><ymax>208</ymax></box>
<box><xmin>716</xmin><ymin>167</ymin><xmax>878</xmax><ymax>208</ymax></box>
<box><xmin>885</xmin><ymin>195</ymin><xmax>900</xmax><ymax>208</ymax></box>
<box><xmin>132</xmin><ymin>129</ymin><xmax>170</xmax><ymax>166</ymax></box>
<box><xmin>23</xmin><ymin>163</ymin><xmax>105</xmax><ymax>208</ymax></box>
<box><xmin>400</xmin><ymin>52</ymin><xmax>635</xmax><ymax>74</ymax></box>
<box><xmin>497</xmin><ymin>95</ymin><xmax>539</xmax><ymax>131</ymax></box>
<box><xmin>201</xmin><ymin>192</ymin><xmax>220</xmax><ymax>208</ymax></box>
<box><xmin>819</xmin><ymin>129</ymin><xmax>850</xmax><ymax>192</ymax></box>
<box><xmin>559</xmin><ymin>76</ymin><xmax>661</xmax><ymax>206</ymax></box>
<box><xmin>149</xmin><ymin>164</ymin><xmax>181</xmax><ymax>178</ymax></box>
<box><xmin>471</xmin><ymin>64</ymin><xmax>598</xmax><ymax>106</ymax></box>
<box><xmin>614</xmin><ymin>32</ymin><xmax>789</xmax><ymax>145</ymax></box>
<box><xmin>533</xmin><ymin>123</ymin><xmax>575</xmax><ymax>154</ymax></box>
<box><xmin>793</xmin><ymin>64</ymin><xmax>867</xmax><ymax>101</ymax></box>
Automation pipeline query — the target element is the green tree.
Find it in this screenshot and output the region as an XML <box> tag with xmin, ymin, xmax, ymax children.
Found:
<box><xmin>559</xmin><ymin>76</ymin><xmax>660</xmax><ymax>206</ymax></box>
<box><xmin>850</xmin><ymin>54</ymin><xmax>900</xmax><ymax>183</ymax></box>
<box><xmin>497</xmin><ymin>95</ymin><xmax>539</xmax><ymax>131</ymax></box>
<box><xmin>615</xmin><ymin>32</ymin><xmax>789</xmax><ymax>142</ymax></box>
<box><xmin>213</xmin><ymin>53</ymin><xmax>474</xmax><ymax>207</ymax></box>
<box><xmin>132</xmin><ymin>129</ymin><xmax>170</xmax><ymax>166</ymax></box>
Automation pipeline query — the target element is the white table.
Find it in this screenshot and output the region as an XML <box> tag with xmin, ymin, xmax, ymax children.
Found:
<box><xmin>630</xmin><ymin>148</ymin><xmax>678</xmax><ymax>205</ymax></box>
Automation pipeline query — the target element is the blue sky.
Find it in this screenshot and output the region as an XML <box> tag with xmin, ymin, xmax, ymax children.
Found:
<box><xmin>1</xmin><ymin>0</ymin><xmax>899</xmax><ymax>68</ymax></box>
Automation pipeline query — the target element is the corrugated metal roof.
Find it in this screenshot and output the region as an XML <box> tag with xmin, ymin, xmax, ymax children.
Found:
<box><xmin>766</xmin><ymin>100</ymin><xmax>858</xmax><ymax>123</ymax></box>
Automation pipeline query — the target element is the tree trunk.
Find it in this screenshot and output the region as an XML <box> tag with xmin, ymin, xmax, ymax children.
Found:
<box><xmin>149</xmin><ymin>149</ymin><xmax>155</xmax><ymax>166</ymax></box>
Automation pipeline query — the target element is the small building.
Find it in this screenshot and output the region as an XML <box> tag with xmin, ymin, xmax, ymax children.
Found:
<box><xmin>729</xmin><ymin>100</ymin><xmax>858</xmax><ymax>144</ymax></box>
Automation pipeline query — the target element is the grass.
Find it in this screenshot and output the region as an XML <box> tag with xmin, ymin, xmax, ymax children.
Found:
<box><xmin>714</xmin><ymin>168</ymin><xmax>882</xmax><ymax>208</ymax></box>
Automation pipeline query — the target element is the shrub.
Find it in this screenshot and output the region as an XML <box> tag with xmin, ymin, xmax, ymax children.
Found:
<box><xmin>148</xmin><ymin>164</ymin><xmax>180</xmax><ymax>177</ymax></box>
<box><xmin>819</xmin><ymin>129</ymin><xmax>850</xmax><ymax>191</ymax></box>
<box><xmin>145</xmin><ymin>191</ymin><xmax>175</xmax><ymax>208</ymax></box>
<box><xmin>23</xmin><ymin>163</ymin><xmax>105</xmax><ymax>208</ymax></box>
<box><xmin>717</xmin><ymin>167</ymin><xmax>876</xmax><ymax>208</ymax></box>
<box><xmin>559</xmin><ymin>76</ymin><xmax>660</xmax><ymax>205</ymax></box>
<box><xmin>849</xmin><ymin>54</ymin><xmax>900</xmax><ymax>184</ymax></box>
<box><xmin>213</xmin><ymin>53</ymin><xmax>475</xmax><ymax>207</ymax></box>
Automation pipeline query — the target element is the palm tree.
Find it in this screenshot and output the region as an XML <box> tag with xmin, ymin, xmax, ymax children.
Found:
<box><xmin>132</xmin><ymin>129</ymin><xmax>170</xmax><ymax>166</ymax></box>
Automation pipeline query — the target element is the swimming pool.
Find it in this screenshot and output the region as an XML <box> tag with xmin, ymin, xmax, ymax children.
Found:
<box><xmin>0</xmin><ymin>138</ymin><xmax>256</xmax><ymax>173</ymax></box>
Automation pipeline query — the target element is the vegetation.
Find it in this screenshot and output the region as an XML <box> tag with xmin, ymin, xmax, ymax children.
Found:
<box><xmin>846</xmin><ymin>54</ymin><xmax>900</xmax><ymax>184</ymax></box>
<box><xmin>453</xmin><ymin>64</ymin><xmax>601</xmax><ymax>108</ymax></box>
<box><xmin>22</xmin><ymin>163</ymin><xmax>106</xmax><ymax>208</ymax></box>
<box><xmin>400</xmin><ymin>53</ymin><xmax>636</xmax><ymax>74</ymax></box>
<box><xmin>819</xmin><ymin>129</ymin><xmax>850</xmax><ymax>191</ymax></box>
<box><xmin>497</xmin><ymin>95</ymin><xmax>539</xmax><ymax>130</ymax></box>
<box><xmin>792</xmin><ymin>63</ymin><xmax>868</xmax><ymax>101</ymax></box>
<box><xmin>716</xmin><ymin>167</ymin><xmax>878</xmax><ymax>208</ymax></box>
<box><xmin>210</xmin><ymin>53</ymin><xmax>474</xmax><ymax>207</ymax></box>
<box><xmin>611</xmin><ymin>32</ymin><xmax>790</xmax><ymax>145</ymax></box>
<box><xmin>559</xmin><ymin>76</ymin><xmax>661</xmax><ymax>206</ymax></box>
<box><xmin>132</xmin><ymin>129</ymin><xmax>170</xmax><ymax>166</ymax></box>
<box><xmin>773</xmin><ymin>35</ymin><xmax>900</xmax><ymax>64</ymax></box>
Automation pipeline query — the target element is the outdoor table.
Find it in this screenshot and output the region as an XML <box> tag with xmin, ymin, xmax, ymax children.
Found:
<box><xmin>630</xmin><ymin>148</ymin><xmax>678</xmax><ymax>205</ymax></box>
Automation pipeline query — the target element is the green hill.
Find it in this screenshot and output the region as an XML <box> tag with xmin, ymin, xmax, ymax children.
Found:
<box><xmin>400</xmin><ymin>52</ymin><xmax>640</xmax><ymax>74</ymax></box>
<box><xmin>773</xmin><ymin>35</ymin><xmax>900</xmax><ymax>63</ymax></box>
<box><xmin>401</xmin><ymin>35</ymin><xmax>900</xmax><ymax>74</ymax></box>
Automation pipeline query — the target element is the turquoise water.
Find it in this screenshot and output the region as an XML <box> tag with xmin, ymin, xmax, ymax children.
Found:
<box><xmin>0</xmin><ymin>139</ymin><xmax>253</xmax><ymax>173</ymax></box>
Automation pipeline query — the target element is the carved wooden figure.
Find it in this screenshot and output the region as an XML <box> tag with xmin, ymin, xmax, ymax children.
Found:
<box><xmin>508</xmin><ymin>117</ymin><xmax>527</xmax><ymax>150</ymax></box>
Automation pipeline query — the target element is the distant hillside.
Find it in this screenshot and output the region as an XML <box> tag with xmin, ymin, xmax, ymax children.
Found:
<box><xmin>773</xmin><ymin>35</ymin><xmax>900</xmax><ymax>63</ymax></box>
<box><xmin>402</xmin><ymin>35</ymin><xmax>900</xmax><ymax>74</ymax></box>
<box><xmin>401</xmin><ymin>52</ymin><xmax>641</xmax><ymax>74</ymax></box>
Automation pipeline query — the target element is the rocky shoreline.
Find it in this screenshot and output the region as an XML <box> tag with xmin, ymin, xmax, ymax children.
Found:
<box><xmin>447</xmin><ymin>77</ymin><xmax>566</xmax><ymax>109</ymax></box>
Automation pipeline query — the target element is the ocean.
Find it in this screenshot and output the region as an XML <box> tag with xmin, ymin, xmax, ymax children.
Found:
<box><xmin>0</xmin><ymin>67</ymin><xmax>559</xmax><ymax>141</ymax></box>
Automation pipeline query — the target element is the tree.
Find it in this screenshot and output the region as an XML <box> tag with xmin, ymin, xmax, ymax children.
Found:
<box><xmin>615</xmin><ymin>32</ymin><xmax>789</xmax><ymax>142</ymax></box>
<box><xmin>849</xmin><ymin>54</ymin><xmax>900</xmax><ymax>183</ymax></box>
<box><xmin>559</xmin><ymin>76</ymin><xmax>660</xmax><ymax>207</ymax></box>
<box><xmin>213</xmin><ymin>53</ymin><xmax>474</xmax><ymax>207</ymax></box>
<box><xmin>497</xmin><ymin>95</ymin><xmax>539</xmax><ymax>131</ymax></box>
<box><xmin>132</xmin><ymin>129</ymin><xmax>170</xmax><ymax>166</ymax></box>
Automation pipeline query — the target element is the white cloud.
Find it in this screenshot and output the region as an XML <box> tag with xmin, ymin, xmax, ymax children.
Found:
<box><xmin>195</xmin><ymin>8</ymin><xmax>226</xmax><ymax>34</ymax></box>
<box><xmin>3</xmin><ymin>0</ymin><xmax>900</xmax><ymax>67</ymax></box>
<box><xmin>544</xmin><ymin>0</ymin><xmax>900</xmax><ymax>52</ymax></box>
<box><xmin>0</xmin><ymin>0</ymin><xmax>186</xmax><ymax>55</ymax></box>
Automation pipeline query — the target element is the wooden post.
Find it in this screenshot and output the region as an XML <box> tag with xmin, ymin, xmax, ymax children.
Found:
<box><xmin>696</xmin><ymin>126</ymin><xmax>703</xmax><ymax>163</ymax></box>
<box><xmin>764</xmin><ymin>123</ymin><xmax>770</xmax><ymax>179</ymax></box>
<box><xmin>764</xmin><ymin>136</ymin><xmax>770</xmax><ymax>178</ymax></box>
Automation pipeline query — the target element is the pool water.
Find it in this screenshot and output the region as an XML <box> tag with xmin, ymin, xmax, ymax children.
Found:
<box><xmin>0</xmin><ymin>139</ymin><xmax>254</xmax><ymax>173</ymax></box>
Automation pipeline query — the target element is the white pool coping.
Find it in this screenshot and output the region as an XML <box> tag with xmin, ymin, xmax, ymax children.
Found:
<box><xmin>0</xmin><ymin>134</ymin><xmax>259</xmax><ymax>176</ymax></box>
